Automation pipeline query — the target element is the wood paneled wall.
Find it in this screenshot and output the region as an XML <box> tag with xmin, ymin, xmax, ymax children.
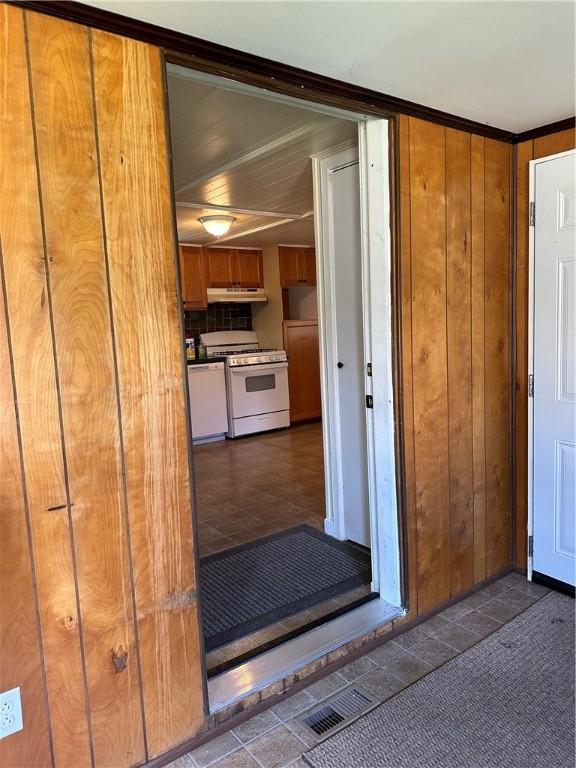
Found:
<box><xmin>1</xmin><ymin>5</ymin><xmax>520</xmax><ymax>765</ymax></box>
<box><xmin>399</xmin><ymin>116</ymin><xmax>512</xmax><ymax>614</ymax></box>
<box><xmin>0</xmin><ymin>6</ymin><xmax>205</xmax><ymax>768</ymax></box>
<box><xmin>514</xmin><ymin>126</ymin><xmax>576</xmax><ymax>570</ymax></box>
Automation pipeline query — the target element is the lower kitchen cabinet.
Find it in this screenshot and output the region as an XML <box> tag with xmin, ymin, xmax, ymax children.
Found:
<box><xmin>283</xmin><ymin>320</ymin><xmax>322</xmax><ymax>423</ymax></box>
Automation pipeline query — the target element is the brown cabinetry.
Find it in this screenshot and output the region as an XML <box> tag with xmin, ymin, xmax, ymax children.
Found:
<box><xmin>279</xmin><ymin>246</ymin><xmax>316</xmax><ymax>287</ymax></box>
<box><xmin>283</xmin><ymin>320</ymin><xmax>322</xmax><ymax>423</ymax></box>
<box><xmin>236</xmin><ymin>248</ymin><xmax>264</xmax><ymax>287</ymax></box>
<box><xmin>205</xmin><ymin>247</ymin><xmax>263</xmax><ymax>288</ymax></box>
<box><xmin>204</xmin><ymin>247</ymin><xmax>235</xmax><ymax>287</ymax></box>
<box><xmin>179</xmin><ymin>245</ymin><xmax>207</xmax><ymax>309</ymax></box>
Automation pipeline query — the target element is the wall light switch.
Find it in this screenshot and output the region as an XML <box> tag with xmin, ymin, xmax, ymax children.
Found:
<box><xmin>0</xmin><ymin>687</ymin><xmax>23</xmax><ymax>739</ymax></box>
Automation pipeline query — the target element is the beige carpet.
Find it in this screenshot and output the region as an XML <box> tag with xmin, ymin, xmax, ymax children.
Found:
<box><xmin>304</xmin><ymin>591</ymin><xmax>575</xmax><ymax>768</ymax></box>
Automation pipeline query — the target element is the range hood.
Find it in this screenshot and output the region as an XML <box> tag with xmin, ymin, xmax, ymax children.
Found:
<box><xmin>207</xmin><ymin>288</ymin><xmax>267</xmax><ymax>303</ymax></box>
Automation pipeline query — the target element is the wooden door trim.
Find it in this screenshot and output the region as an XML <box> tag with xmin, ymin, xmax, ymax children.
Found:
<box><xmin>160</xmin><ymin>49</ymin><xmax>211</xmax><ymax>721</ymax></box>
<box><xmin>510</xmin><ymin>143</ymin><xmax>518</xmax><ymax>573</ymax></box>
<box><xmin>389</xmin><ymin>116</ymin><xmax>411</xmax><ymax>612</ymax></box>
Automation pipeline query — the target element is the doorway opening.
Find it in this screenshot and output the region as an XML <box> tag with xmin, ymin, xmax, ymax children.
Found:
<box><xmin>165</xmin><ymin>62</ymin><xmax>402</xmax><ymax>699</ymax></box>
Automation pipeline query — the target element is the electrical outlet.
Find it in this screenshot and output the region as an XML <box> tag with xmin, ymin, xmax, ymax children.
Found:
<box><xmin>0</xmin><ymin>688</ymin><xmax>23</xmax><ymax>739</ymax></box>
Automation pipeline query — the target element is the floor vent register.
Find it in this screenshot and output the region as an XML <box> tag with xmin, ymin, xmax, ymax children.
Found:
<box><xmin>302</xmin><ymin>687</ymin><xmax>373</xmax><ymax>737</ymax></box>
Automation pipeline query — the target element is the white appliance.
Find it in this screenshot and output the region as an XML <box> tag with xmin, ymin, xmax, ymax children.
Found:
<box><xmin>187</xmin><ymin>361</ymin><xmax>229</xmax><ymax>443</ymax></box>
<box><xmin>200</xmin><ymin>331</ymin><xmax>290</xmax><ymax>438</ymax></box>
<box><xmin>207</xmin><ymin>288</ymin><xmax>267</xmax><ymax>303</ymax></box>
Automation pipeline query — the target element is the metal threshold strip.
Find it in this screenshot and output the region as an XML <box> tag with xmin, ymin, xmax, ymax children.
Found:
<box><xmin>208</xmin><ymin>597</ymin><xmax>402</xmax><ymax>712</ymax></box>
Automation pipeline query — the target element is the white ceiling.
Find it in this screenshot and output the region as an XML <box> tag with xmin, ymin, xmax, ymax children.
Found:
<box><xmin>83</xmin><ymin>0</ymin><xmax>574</xmax><ymax>133</ymax></box>
<box><xmin>168</xmin><ymin>65</ymin><xmax>356</xmax><ymax>246</ymax></box>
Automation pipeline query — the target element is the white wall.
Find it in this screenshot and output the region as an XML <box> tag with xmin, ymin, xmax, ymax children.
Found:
<box><xmin>288</xmin><ymin>286</ymin><xmax>318</xmax><ymax>320</ymax></box>
<box><xmin>251</xmin><ymin>245</ymin><xmax>284</xmax><ymax>350</ymax></box>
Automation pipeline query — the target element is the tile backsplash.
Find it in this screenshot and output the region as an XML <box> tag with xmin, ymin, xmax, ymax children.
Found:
<box><xmin>184</xmin><ymin>303</ymin><xmax>252</xmax><ymax>342</ymax></box>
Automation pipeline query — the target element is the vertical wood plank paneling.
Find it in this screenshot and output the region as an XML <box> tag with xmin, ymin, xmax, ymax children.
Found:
<box><xmin>400</xmin><ymin>122</ymin><xmax>512</xmax><ymax>611</ymax></box>
<box><xmin>3</xmin><ymin>5</ymin><xmax>521</xmax><ymax>756</ymax></box>
<box><xmin>484</xmin><ymin>139</ymin><xmax>511</xmax><ymax>576</ymax></box>
<box><xmin>0</xmin><ymin>264</ymin><xmax>52</xmax><ymax>766</ymax></box>
<box><xmin>1</xmin><ymin>6</ymin><xmax>92</xmax><ymax>766</ymax></box>
<box><xmin>91</xmin><ymin>31</ymin><xmax>206</xmax><ymax>755</ymax></box>
<box><xmin>398</xmin><ymin>115</ymin><xmax>418</xmax><ymax>614</ymax></box>
<box><xmin>445</xmin><ymin>129</ymin><xmax>474</xmax><ymax>595</ymax></box>
<box><xmin>409</xmin><ymin>118</ymin><xmax>450</xmax><ymax>612</ymax></box>
<box><xmin>470</xmin><ymin>135</ymin><xmax>487</xmax><ymax>583</ymax></box>
<box><xmin>514</xmin><ymin>139</ymin><xmax>533</xmax><ymax>571</ymax></box>
<box><xmin>26</xmin><ymin>12</ymin><xmax>145</xmax><ymax>766</ymax></box>
<box><xmin>533</xmin><ymin>128</ymin><xmax>575</xmax><ymax>158</ymax></box>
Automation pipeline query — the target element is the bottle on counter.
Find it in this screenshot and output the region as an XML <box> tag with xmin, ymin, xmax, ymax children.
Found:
<box><xmin>198</xmin><ymin>342</ymin><xmax>207</xmax><ymax>360</ymax></box>
<box><xmin>185</xmin><ymin>338</ymin><xmax>196</xmax><ymax>361</ymax></box>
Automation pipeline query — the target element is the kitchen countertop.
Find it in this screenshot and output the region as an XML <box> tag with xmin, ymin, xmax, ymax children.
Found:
<box><xmin>187</xmin><ymin>357</ymin><xmax>226</xmax><ymax>366</ymax></box>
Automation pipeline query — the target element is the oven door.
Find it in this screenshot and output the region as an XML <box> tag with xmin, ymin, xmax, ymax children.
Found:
<box><xmin>227</xmin><ymin>362</ymin><xmax>289</xmax><ymax>419</ymax></box>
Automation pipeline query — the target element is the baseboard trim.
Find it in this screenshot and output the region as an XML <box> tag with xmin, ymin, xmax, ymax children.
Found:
<box><xmin>323</xmin><ymin>518</ymin><xmax>337</xmax><ymax>538</ymax></box>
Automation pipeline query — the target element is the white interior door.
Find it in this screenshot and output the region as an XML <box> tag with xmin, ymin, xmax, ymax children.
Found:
<box><xmin>316</xmin><ymin>145</ymin><xmax>371</xmax><ymax>548</ymax></box>
<box><xmin>531</xmin><ymin>150</ymin><xmax>576</xmax><ymax>587</ymax></box>
<box><xmin>332</xmin><ymin>160</ymin><xmax>370</xmax><ymax>547</ymax></box>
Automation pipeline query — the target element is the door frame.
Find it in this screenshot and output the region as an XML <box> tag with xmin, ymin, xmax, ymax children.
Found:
<box><xmin>526</xmin><ymin>148</ymin><xmax>575</xmax><ymax>580</ymax></box>
<box><xmin>164</xmin><ymin>63</ymin><xmax>405</xmax><ymax>711</ymax></box>
<box><xmin>312</xmin><ymin>124</ymin><xmax>401</xmax><ymax>605</ymax></box>
<box><xmin>167</xmin><ymin>61</ymin><xmax>403</xmax><ymax>610</ymax></box>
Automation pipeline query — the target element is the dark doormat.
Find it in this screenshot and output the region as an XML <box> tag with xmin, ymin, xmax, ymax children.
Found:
<box><xmin>200</xmin><ymin>524</ymin><xmax>371</xmax><ymax>652</ymax></box>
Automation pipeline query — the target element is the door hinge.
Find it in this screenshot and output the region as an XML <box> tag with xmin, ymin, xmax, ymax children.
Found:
<box><xmin>528</xmin><ymin>535</ymin><xmax>534</xmax><ymax>557</ymax></box>
<box><xmin>528</xmin><ymin>374</ymin><xmax>534</xmax><ymax>398</ymax></box>
<box><xmin>365</xmin><ymin>394</ymin><xmax>373</xmax><ymax>409</ymax></box>
<box><xmin>529</xmin><ymin>201</ymin><xmax>535</xmax><ymax>227</ymax></box>
<box><xmin>367</xmin><ymin>362</ymin><xmax>372</xmax><ymax>377</ymax></box>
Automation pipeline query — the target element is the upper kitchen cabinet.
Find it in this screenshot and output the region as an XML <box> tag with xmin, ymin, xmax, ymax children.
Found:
<box><xmin>279</xmin><ymin>246</ymin><xmax>316</xmax><ymax>287</ymax></box>
<box><xmin>235</xmin><ymin>248</ymin><xmax>264</xmax><ymax>287</ymax></box>
<box><xmin>206</xmin><ymin>247</ymin><xmax>264</xmax><ymax>288</ymax></box>
<box><xmin>205</xmin><ymin>247</ymin><xmax>235</xmax><ymax>287</ymax></box>
<box><xmin>179</xmin><ymin>245</ymin><xmax>207</xmax><ymax>309</ymax></box>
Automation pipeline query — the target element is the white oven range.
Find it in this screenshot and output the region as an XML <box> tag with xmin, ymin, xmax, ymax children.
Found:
<box><xmin>199</xmin><ymin>331</ymin><xmax>290</xmax><ymax>437</ymax></box>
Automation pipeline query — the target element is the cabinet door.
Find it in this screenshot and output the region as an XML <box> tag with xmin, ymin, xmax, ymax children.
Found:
<box><xmin>283</xmin><ymin>320</ymin><xmax>322</xmax><ymax>422</ymax></box>
<box><xmin>179</xmin><ymin>246</ymin><xmax>207</xmax><ymax>309</ymax></box>
<box><xmin>304</xmin><ymin>247</ymin><xmax>316</xmax><ymax>285</ymax></box>
<box><xmin>279</xmin><ymin>246</ymin><xmax>300</xmax><ymax>287</ymax></box>
<box><xmin>235</xmin><ymin>249</ymin><xmax>263</xmax><ymax>288</ymax></box>
<box><xmin>205</xmin><ymin>247</ymin><xmax>235</xmax><ymax>287</ymax></box>
<box><xmin>296</xmin><ymin>247</ymin><xmax>316</xmax><ymax>286</ymax></box>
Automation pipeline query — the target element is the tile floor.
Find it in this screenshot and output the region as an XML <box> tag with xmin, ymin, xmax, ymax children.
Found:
<box><xmin>168</xmin><ymin>572</ymin><xmax>551</xmax><ymax>768</ymax></box>
<box><xmin>194</xmin><ymin>423</ymin><xmax>326</xmax><ymax>556</ymax></box>
<box><xmin>193</xmin><ymin>423</ymin><xmax>373</xmax><ymax>673</ymax></box>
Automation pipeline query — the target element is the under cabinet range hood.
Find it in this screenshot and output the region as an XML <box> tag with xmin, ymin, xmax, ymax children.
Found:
<box><xmin>207</xmin><ymin>288</ymin><xmax>267</xmax><ymax>303</ymax></box>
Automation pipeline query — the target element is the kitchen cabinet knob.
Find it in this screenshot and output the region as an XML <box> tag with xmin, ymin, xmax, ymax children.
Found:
<box><xmin>337</xmin><ymin>362</ymin><xmax>344</xmax><ymax>369</ymax></box>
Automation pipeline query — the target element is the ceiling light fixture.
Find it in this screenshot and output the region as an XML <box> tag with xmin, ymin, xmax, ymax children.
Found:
<box><xmin>198</xmin><ymin>215</ymin><xmax>236</xmax><ymax>237</ymax></box>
